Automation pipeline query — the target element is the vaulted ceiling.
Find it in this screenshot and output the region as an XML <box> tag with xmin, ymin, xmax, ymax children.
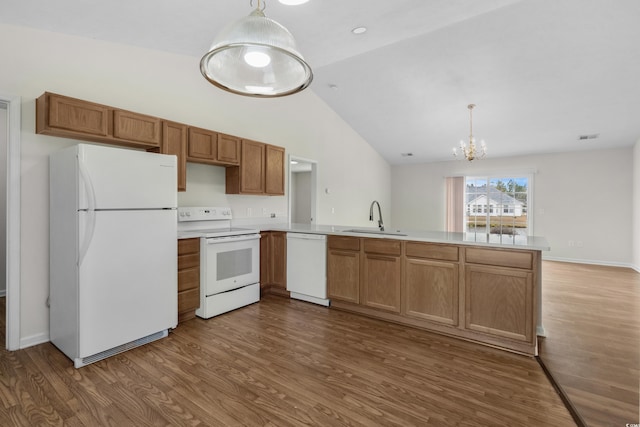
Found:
<box><xmin>2</xmin><ymin>0</ymin><xmax>639</xmax><ymax>164</ymax></box>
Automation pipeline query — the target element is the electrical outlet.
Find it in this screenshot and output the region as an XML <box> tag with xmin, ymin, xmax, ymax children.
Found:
<box><xmin>576</xmin><ymin>241</ymin><xmax>583</xmax><ymax>247</ymax></box>
<box><xmin>262</xmin><ymin>208</ymin><xmax>267</xmax><ymax>215</ymax></box>
<box><xmin>331</xmin><ymin>207</ymin><xmax>335</xmax><ymax>214</ymax></box>
<box><xmin>568</xmin><ymin>240</ymin><xmax>574</xmax><ymax>247</ymax></box>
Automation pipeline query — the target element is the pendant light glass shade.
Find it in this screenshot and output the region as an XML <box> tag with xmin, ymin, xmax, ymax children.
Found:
<box><xmin>200</xmin><ymin>6</ymin><xmax>313</xmax><ymax>97</ymax></box>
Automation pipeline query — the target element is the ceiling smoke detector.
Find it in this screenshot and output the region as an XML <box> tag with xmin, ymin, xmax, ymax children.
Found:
<box><xmin>578</xmin><ymin>134</ymin><xmax>600</xmax><ymax>141</ymax></box>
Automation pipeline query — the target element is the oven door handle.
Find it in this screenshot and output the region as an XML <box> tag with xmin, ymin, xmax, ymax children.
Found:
<box><xmin>206</xmin><ymin>234</ymin><xmax>261</xmax><ymax>244</ymax></box>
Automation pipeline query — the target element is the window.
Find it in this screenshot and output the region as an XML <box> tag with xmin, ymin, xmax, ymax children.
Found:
<box><xmin>464</xmin><ymin>176</ymin><xmax>531</xmax><ymax>244</ymax></box>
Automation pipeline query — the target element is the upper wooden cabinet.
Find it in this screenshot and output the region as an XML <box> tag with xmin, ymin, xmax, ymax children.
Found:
<box><xmin>37</xmin><ymin>92</ymin><xmax>284</xmax><ymax>195</ymax></box>
<box><xmin>226</xmin><ymin>140</ymin><xmax>285</xmax><ymax>196</ymax></box>
<box><xmin>186</xmin><ymin>127</ymin><xmax>240</xmax><ymax>166</ymax></box>
<box><xmin>161</xmin><ymin>121</ymin><xmax>187</xmax><ymax>192</ymax></box>
<box><xmin>112</xmin><ymin>109</ymin><xmax>161</xmax><ymax>147</ymax></box>
<box><xmin>265</xmin><ymin>144</ymin><xmax>285</xmax><ymax>195</ymax></box>
<box><xmin>36</xmin><ymin>92</ymin><xmax>161</xmax><ymax>149</ymax></box>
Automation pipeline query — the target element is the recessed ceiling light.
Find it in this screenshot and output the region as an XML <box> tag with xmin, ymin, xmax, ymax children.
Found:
<box><xmin>352</xmin><ymin>26</ymin><xmax>367</xmax><ymax>35</ymax></box>
<box><xmin>279</xmin><ymin>0</ymin><xmax>310</xmax><ymax>5</ymax></box>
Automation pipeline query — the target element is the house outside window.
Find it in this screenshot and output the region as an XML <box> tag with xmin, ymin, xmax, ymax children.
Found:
<box><xmin>465</xmin><ymin>176</ymin><xmax>531</xmax><ymax>244</ymax></box>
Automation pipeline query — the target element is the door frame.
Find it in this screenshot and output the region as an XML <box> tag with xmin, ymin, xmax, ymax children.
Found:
<box><xmin>1</xmin><ymin>94</ymin><xmax>21</xmax><ymax>351</ymax></box>
<box><xmin>287</xmin><ymin>155</ymin><xmax>317</xmax><ymax>225</ymax></box>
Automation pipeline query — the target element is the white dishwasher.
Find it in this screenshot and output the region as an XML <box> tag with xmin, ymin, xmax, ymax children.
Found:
<box><xmin>286</xmin><ymin>233</ymin><xmax>329</xmax><ymax>306</ymax></box>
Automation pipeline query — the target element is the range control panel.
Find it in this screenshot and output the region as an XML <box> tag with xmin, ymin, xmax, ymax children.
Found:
<box><xmin>177</xmin><ymin>207</ymin><xmax>232</xmax><ymax>222</ymax></box>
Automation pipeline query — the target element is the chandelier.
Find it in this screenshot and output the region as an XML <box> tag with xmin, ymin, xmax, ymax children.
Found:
<box><xmin>200</xmin><ymin>0</ymin><xmax>313</xmax><ymax>97</ymax></box>
<box><xmin>453</xmin><ymin>104</ymin><xmax>487</xmax><ymax>161</ymax></box>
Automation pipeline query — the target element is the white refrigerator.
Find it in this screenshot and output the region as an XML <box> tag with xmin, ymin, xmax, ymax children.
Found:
<box><xmin>49</xmin><ymin>143</ymin><xmax>178</xmax><ymax>368</ymax></box>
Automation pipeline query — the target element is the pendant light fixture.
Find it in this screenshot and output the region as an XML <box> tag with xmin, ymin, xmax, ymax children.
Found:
<box><xmin>453</xmin><ymin>104</ymin><xmax>487</xmax><ymax>161</ymax></box>
<box><xmin>200</xmin><ymin>0</ymin><xmax>313</xmax><ymax>97</ymax></box>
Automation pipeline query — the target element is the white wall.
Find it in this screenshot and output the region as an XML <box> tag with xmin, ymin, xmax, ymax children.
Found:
<box><xmin>633</xmin><ymin>139</ymin><xmax>640</xmax><ymax>272</ymax></box>
<box><xmin>0</xmin><ymin>24</ymin><xmax>391</xmax><ymax>347</ymax></box>
<box><xmin>392</xmin><ymin>147</ymin><xmax>634</xmax><ymax>266</ymax></box>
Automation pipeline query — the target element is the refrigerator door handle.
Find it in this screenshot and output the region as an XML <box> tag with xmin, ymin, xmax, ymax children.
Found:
<box><xmin>78</xmin><ymin>157</ymin><xmax>97</xmax><ymax>266</ymax></box>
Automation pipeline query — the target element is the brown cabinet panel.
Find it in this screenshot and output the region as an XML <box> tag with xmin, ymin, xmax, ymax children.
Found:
<box><xmin>187</xmin><ymin>127</ymin><xmax>217</xmax><ymax>162</ymax></box>
<box><xmin>161</xmin><ymin>121</ymin><xmax>187</xmax><ymax>192</ymax></box>
<box><xmin>327</xmin><ymin>249</ymin><xmax>360</xmax><ymax>304</ymax></box>
<box><xmin>404</xmin><ymin>258</ymin><xmax>458</xmax><ymax>325</ymax></box>
<box><xmin>113</xmin><ymin>109</ymin><xmax>161</xmax><ymax>147</ymax></box>
<box><xmin>177</xmin><ymin>238</ymin><xmax>200</xmax><ymax>323</ymax></box>
<box><xmin>363</xmin><ymin>239</ymin><xmax>401</xmax><ymax>256</ymax></box>
<box><xmin>217</xmin><ymin>133</ymin><xmax>241</xmax><ymax>165</ymax></box>
<box><xmin>328</xmin><ymin>235</ymin><xmax>361</xmax><ymax>251</ymax></box>
<box><xmin>465</xmin><ymin>264</ymin><xmax>534</xmax><ymax>342</ymax></box>
<box><xmin>240</xmin><ymin>139</ymin><xmax>266</xmax><ymax>194</ymax></box>
<box><xmin>406</xmin><ymin>242</ymin><xmax>459</xmax><ymax>262</ymax></box>
<box><xmin>265</xmin><ymin>144</ymin><xmax>285</xmax><ymax>195</ymax></box>
<box><xmin>362</xmin><ymin>254</ymin><xmax>401</xmax><ymax>313</ymax></box>
<box><xmin>269</xmin><ymin>231</ymin><xmax>287</xmax><ymax>290</ymax></box>
<box><xmin>178</xmin><ymin>267</ymin><xmax>199</xmax><ymax>292</ymax></box>
<box><xmin>465</xmin><ymin>247</ymin><xmax>533</xmax><ymax>270</ymax></box>
<box><xmin>43</xmin><ymin>93</ymin><xmax>110</xmax><ymax>136</ymax></box>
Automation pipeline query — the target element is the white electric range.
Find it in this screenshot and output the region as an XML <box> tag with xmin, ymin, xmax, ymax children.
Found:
<box><xmin>178</xmin><ymin>207</ymin><xmax>261</xmax><ymax>318</ymax></box>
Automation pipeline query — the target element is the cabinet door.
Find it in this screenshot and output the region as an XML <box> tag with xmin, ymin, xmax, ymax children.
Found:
<box><xmin>187</xmin><ymin>127</ymin><xmax>218</xmax><ymax>162</ymax></box>
<box><xmin>217</xmin><ymin>133</ymin><xmax>241</xmax><ymax>165</ymax></box>
<box><xmin>113</xmin><ymin>109</ymin><xmax>161</xmax><ymax>148</ymax></box>
<box><xmin>240</xmin><ymin>140</ymin><xmax>266</xmax><ymax>194</ymax></box>
<box><xmin>465</xmin><ymin>264</ymin><xmax>534</xmax><ymax>342</ymax></box>
<box><xmin>42</xmin><ymin>93</ymin><xmax>109</xmax><ymax>136</ymax></box>
<box><xmin>403</xmin><ymin>258</ymin><xmax>458</xmax><ymax>326</ymax></box>
<box><xmin>161</xmin><ymin>121</ymin><xmax>187</xmax><ymax>192</ymax></box>
<box><xmin>327</xmin><ymin>249</ymin><xmax>360</xmax><ymax>303</ymax></box>
<box><xmin>362</xmin><ymin>254</ymin><xmax>401</xmax><ymax>313</ymax></box>
<box><xmin>265</xmin><ymin>144</ymin><xmax>285</xmax><ymax>195</ymax></box>
<box><xmin>269</xmin><ymin>231</ymin><xmax>287</xmax><ymax>289</ymax></box>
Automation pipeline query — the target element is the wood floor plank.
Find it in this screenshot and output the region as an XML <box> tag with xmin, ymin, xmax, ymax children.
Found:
<box><xmin>1</xmin><ymin>295</ymin><xmax>574</xmax><ymax>426</ymax></box>
<box><xmin>539</xmin><ymin>261</ymin><xmax>640</xmax><ymax>427</ymax></box>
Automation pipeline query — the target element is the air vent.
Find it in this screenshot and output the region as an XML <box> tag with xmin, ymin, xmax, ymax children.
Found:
<box><xmin>578</xmin><ymin>133</ymin><xmax>599</xmax><ymax>141</ymax></box>
<box><xmin>401</xmin><ymin>152</ymin><xmax>414</xmax><ymax>157</ymax></box>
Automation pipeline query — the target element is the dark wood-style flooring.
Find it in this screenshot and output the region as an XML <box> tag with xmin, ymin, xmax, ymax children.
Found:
<box><xmin>0</xmin><ymin>294</ymin><xmax>573</xmax><ymax>426</ymax></box>
<box><xmin>539</xmin><ymin>261</ymin><xmax>640</xmax><ymax>427</ymax></box>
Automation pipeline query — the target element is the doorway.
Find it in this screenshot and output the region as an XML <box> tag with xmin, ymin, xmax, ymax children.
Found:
<box><xmin>288</xmin><ymin>155</ymin><xmax>317</xmax><ymax>225</ymax></box>
<box><xmin>1</xmin><ymin>94</ymin><xmax>21</xmax><ymax>351</ymax></box>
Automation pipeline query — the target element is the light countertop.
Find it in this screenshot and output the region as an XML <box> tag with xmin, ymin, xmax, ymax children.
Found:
<box><xmin>247</xmin><ymin>223</ymin><xmax>551</xmax><ymax>251</ymax></box>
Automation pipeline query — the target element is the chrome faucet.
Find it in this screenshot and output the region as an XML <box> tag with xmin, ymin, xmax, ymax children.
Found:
<box><xmin>369</xmin><ymin>200</ymin><xmax>384</xmax><ymax>231</ymax></box>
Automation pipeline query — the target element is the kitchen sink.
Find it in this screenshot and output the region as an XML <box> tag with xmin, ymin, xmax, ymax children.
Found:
<box><xmin>341</xmin><ymin>228</ymin><xmax>407</xmax><ymax>236</ymax></box>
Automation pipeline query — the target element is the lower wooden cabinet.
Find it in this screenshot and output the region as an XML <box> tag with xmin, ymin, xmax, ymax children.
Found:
<box><xmin>327</xmin><ymin>236</ymin><xmax>360</xmax><ymax>304</ymax></box>
<box><xmin>403</xmin><ymin>258</ymin><xmax>459</xmax><ymax>326</ymax></box>
<box><xmin>177</xmin><ymin>238</ymin><xmax>200</xmax><ymax>323</ymax></box>
<box><xmin>464</xmin><ymin>264</ymin><xmax>534</xmax><ymax>342</ymax></box>
<box><xmin>326</xmin><ymin>237</ymin><xmax>540</xmax><ymax>355</ymax></box>
<box><xmin>260</xmin><ymin>231</ymin><xmax>287</xmax><ymax>294</ymax></box>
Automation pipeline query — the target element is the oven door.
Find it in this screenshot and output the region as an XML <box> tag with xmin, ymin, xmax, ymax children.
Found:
<box><xmin>201</xmin><ymin>234</ymin><xmax>260</xmax><ymax>296</ymax></box>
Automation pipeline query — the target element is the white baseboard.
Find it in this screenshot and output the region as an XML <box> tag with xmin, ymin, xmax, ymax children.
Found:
<box><xmin>542</xmin><ymin>256</ymin><xmax>637</xmax><ymax>270</ymax></box>
<box><xmin>20</xmin><ymin>332</ymin><xmax>49</xmax><ymax>349</ymax></box>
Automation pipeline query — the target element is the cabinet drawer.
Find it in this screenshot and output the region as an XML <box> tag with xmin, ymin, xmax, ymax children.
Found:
<box><xmin>178</xmin><ymin>288</ymin><xmax>200</xmax><ymax>313</ymax></box>
<box><xmin>178</xmin><ymin>267</ymin><xmax>199</xmax><ymax>292</ymax></box>
<box><xmin>465</xmin><ymin>247</ymin><xmax>533</xmax><ymax>270</ymax></box>
<box><xmin>363</xmin><ymin>238</ymin><xmax>401</xmax><ymax>256</ymax></box>
<box><xmin>178</xmin><ymin>238</ymin><xmax>200</xmax><ymax>255</ymax></box>
<box><xmin>406</xmin><ymin>242</ymin><xmax>459</xmax><ymax>262</ymax></box>
<box><xmin>178</xmin><ymin>253</ymin><xmax>199</xmax><ymax>270</ymax></box>
<box><xmin>328</xmin><ymin>235</ymin><xmax>360</xmax><ymax>251</ymax></box>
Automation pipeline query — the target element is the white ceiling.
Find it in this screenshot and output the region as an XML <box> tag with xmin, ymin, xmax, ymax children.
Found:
<box><xmin>2</xmin><ymin>0</ymin><xmax>639</xmax><ymax>164</ymax></box>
